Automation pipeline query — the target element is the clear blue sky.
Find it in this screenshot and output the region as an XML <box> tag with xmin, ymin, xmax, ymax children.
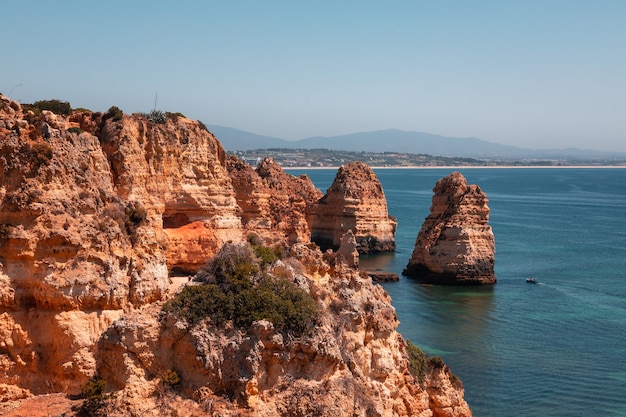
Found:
<box><xmin>3</xmin><ymin>1</ymin><xmax>625</xmax><ymax>152</ymax></box>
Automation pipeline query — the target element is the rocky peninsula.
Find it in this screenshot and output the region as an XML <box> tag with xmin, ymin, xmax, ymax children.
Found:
<box><xmin>0</xmin><ymin>95</ymin><xmax>471</xmax><ymax>416</ymax></box>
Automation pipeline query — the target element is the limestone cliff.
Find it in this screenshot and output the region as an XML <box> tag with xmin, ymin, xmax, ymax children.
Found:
<box><xmin>310</xmin><ymin>161</ymin><xmax>397</xmax><ymax>253</ymax></box>
<box><xmin>226</xmin><ymin>156</ymin><xmax>322</xmax><ymax>246</ymax></box>
<box><xmin>0</xmin><ymin>94</ymin><xmax>472</xmax><ymax>416</ymax></box>
<box><xmin>96</xmin><ymin>244</ymin><xmax>471</xmax><ymax>417</ymax></box>
<box><xmin>403</xmin><ymin>172</ymin><xmax>496</xmax><ymax>285</ymax></box>
<box><xmin>0</xmin><ymin>96</ymin><xmax>242</xmax><ymax>393</ymax></box>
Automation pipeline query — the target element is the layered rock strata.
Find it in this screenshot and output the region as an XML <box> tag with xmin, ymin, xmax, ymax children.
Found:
<box><xmin>0</xmin><ymin>94</ymin><xmax>472</xmax><ymax>416</ymax></box>
<box><xmin>403</xmin><ymin>172</ymin><xmax>496</xmax><ymax>285</ymax></box>
<box><xmin>0</xmin><ymin>96</ymin><xmax>242</xmax><ymax>393</ymax></box>
<box><xmin>96</xmin><ymin>244</ymin><xmax>471</xmax><ymax>417</ymax></box>
<box><xmin>226</xmin><ymin>156</ymin><xmax>322</xmax><ymax>246</ymax></box>
<box><xmin>310</xmin><ymin>162</ymin><xmax>397</xmax><ymax>253</ymax></box>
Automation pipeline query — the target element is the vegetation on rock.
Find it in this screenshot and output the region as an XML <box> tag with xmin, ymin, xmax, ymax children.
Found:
<box><xmin>163</xmin><ymin>242</ymin><xmax>319</xmax><ymax>335</ymax></box>
<box><xmin>406</xmin><ymin>339</ymin><xmax>461</xmax><ymax>388</ymax></box>
<box><xmin>23</xmin><ymin>99</ymin><xmax>72</xmax><ymax>116</ymax></box>
<box><xmin>75</xmin><ymin>377</ymin><xmax>111</xmax><ymax>417</ymax></box>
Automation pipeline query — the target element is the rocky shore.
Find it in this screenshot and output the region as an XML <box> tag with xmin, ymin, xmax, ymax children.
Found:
<box><xmin>0</xmin><ymin>95</ymin><xmax>472</xmax><ymax>416</ymax></box>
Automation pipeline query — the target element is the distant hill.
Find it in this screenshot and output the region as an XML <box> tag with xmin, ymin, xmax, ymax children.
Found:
<box><xmin>207</xmin><ymin>124</ymin><xmax>626</xmax><ymax>161</ymax></box>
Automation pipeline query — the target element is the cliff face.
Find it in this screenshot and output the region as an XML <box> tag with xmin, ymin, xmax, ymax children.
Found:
<box><xmin>310</xmin><ymin>162</ymin><xmax>397</xmax><ymax>253</ymax></box>
<box><xmin>403</xmin><ymin>172</ymin><xmax>496</xmax><ymax>285</ymax></box>
<box><xmin>97</xmin><ymin>245</ymin><xmax>471</xmax><ymax>417</ymax></box>
<box><xmin>226</xmin><ymin>156</ymin><xmax>323</xmax><ymax>246</ymax></box>
<box><xmin>0</xmin><ymin>96</ymin><xmax>242</xmax><ymax>393</ymax></box>
<box><xmin>0</xmin><ymin>94</ymin><xmax>472</xmax><ymax>416</ymax></box>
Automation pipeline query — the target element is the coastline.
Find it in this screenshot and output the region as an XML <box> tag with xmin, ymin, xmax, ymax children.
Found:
<box><xmin>285</xmin><ymin>165</ymin><xmax>626</xmax><ymax>170</ymax></box>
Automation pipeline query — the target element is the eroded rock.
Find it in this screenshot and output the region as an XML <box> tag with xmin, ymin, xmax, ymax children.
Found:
<box><xmin>310</xmin><ymin>162</ymin><xmax>397</xmax><ymax>253</ymax></box>
<box><xmin>403</xmin><ymin>172</ymin><xmax>496</xmax><ymax>285</ymax></box>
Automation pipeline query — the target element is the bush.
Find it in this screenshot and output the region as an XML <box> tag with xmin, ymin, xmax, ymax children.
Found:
<box><xmin>143</xmin><ymin>109</ymin><xmax>168</xmax><ymax>124</ymax></box>
<box><xmin>126</xmin><ymin>201</ymin><xmax>147</xmax><ymax>225</ymax></box>
<box><xmin>67</xmin><ymin>126</ymin><xmax>83</xmax><ymax>134</ymax></box>
<box><xmin>235</xmin><ymin>275</ymin><xmax>318</xmax><ymax>334</ymax></box>
<box><xmin>406</xmin><ymin>340</ymin><xmax>426</xmax><ymax>383</ymax></box>
<box><xmin>25</xmin><ymin>99</ymin><xmax>72</xmax><ymax>116</ymax></box>
<box><xmin>253</xmin><ymin>244</ymin><xmax>280</xmax><ymax>270</ymax></box>
<box><xmin>105</xmin><ymin>106</ymin><xmax>123</xmax><ymax>121</ymax></box>
<box><xmin>428</xmin><ymin>355</ymin><xmax>445</xmax><ymax>370</ymax></box>
<box><xmin>165</xmin><ymin>242</ymin><xmax>319</xmax><ymax>335</ymax></box>
<box><xmin>196</xmin><ymin>242</ymin><xmax>259</xmax><ymax>292</ymax></box>
<box><xmin>76</xmin><ymin>377</ymin><xmax>110</xmax><ymax>417</ymax></box>
<box><xmin>163</xmin><ymin>284</ymin><xmax>234</xmax><ymax>326</ymax></box>
<box><xmin>405</xmin><ymin>339</ymin><xmax>462</xmax><ymax>388</ymax></box>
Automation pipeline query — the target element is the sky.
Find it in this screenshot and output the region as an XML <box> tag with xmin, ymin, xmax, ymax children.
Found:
<box><xmin>2</xmin><ymin>1</ymin><xmax>625</xmax><ymax>152</ymax></box>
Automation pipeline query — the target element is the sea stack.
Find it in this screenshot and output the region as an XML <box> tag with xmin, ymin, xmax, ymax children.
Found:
<box><xmin>309</xmin><ymin>162</ymin><xmax>396</xmax><ymax>253</ymax></box>
<box><xmin>403</xmin><ymin>171</ymin><xmax>496</xmax><ymax>285</ymax></box>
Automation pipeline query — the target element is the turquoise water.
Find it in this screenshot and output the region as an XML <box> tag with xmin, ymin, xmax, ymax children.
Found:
<box><xmin>288</xmin><ymin>168</ymin><xmax>626</xmax><ymax>417</ymax></box>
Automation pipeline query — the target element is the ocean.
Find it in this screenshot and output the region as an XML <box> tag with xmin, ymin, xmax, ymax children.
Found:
<box><xmin>286</xmin><ymin>167</ymin><xmax>626</xmax><ymax>417</ymax></box>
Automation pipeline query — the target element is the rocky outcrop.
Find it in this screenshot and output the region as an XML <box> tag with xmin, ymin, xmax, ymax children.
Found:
<box><xmin>96</xmin><ymin>244</ymin><xmax>471</xmax><ymax>417</ymax></box>
<box><xmin>0</xmin><ymin>95</ymin><xmax>472</xmax><ymax>415</ymax></box>
<box><xmin>226</xmin><ymin>156</ymin><xmax>322</xmax><ymax>246</ymax></box>
<box><xmin>310</xmin><ymin>162</ymin><xmax>397</xmax><ymax>253</ymax></box>
<box><xmin>403</xmin><ymin>172</ymin><xmax>496</xmax><ymax>285</ymax></box>
<box><xmin>0</xmin><ymin>96</ymin><xmax>243</xmax><ymax>394</ymax></box>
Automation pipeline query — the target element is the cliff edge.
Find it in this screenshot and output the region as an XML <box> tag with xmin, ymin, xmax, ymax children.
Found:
<box><xmin>0</xmin><ymin>95</ymin><xmax>472</xmax><ymax>416</ymax></box>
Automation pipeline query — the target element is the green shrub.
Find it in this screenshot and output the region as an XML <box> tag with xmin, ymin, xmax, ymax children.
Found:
<box><xmin>105</xmin><ymin>106</ymin><xmax>123</xmax><ymax>121</ymax></box>
<box><xmin>143</xmin><ymin>109</ymin><xmax>167</xmax><ymax>124</ymax></box>
<box><xmin>406</xmin><ymin>339</ymin><xmax>426</xmax><ymax>383</ymax></box>
<box><xmin>25</xmin><ymin>99</ymin><xmax>72</xmax><ymax>115</ymax></box>
<box><xmin>235</xmin><ymin>275</ymin><xmax>318</xmax><ymax>334</ymax></box>
<box><xmin>163</xmin><ymin>284</ymin><xmax>234</xmax><ymax>326</ymax></box>
<box><xmin>253</xmin><ymin>244</ymin><xmax>280</xmax><ymax>270</ymax></box>
<box><xmin>196</xmin><ymin>242</ymin><xmax>259</xmax><ymax>292</ymax></box>
<box><xmin>405</xmin><ymin>339</ymin><xmax>462</xmax><ymax>388</ymax></box>
<box><xmin>67</xmin><ymin>126</ymin><xmax>83</xmax><ymax>134</ymax></box>
<box><xmin>428</xmin><ymin>355</ymin><xmax>445</xmax><ymax>370</ymax></box>
<box><xmin>165</xmin><ymin>242</ymin><xmax>319</xmax><ymax>335</ymax></box>
<box><xmin>76</xmin><ymin>377</ymin><xmax>109</xmax><ymax>417</ymax></box>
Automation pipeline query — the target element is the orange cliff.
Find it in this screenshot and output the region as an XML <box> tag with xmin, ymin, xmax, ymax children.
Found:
<box><xmin>0</xmin><ymin>94</ymin><xmax>471</xmax><ymax>417</ymax></box>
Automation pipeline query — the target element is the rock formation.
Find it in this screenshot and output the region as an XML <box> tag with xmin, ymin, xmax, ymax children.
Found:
<box><xmin>226</xmin><ymin>156</ymin><xmax>322</xmax><ymax>246</ymax></box>
<box><xmin>96</xmin><ymin>244</ymin><xmax>471</xmax><ymax>417</ymax></box>
<box><xmin>403</xmin><ymin>172</ymin><xmax>496</xmax><ymax>285</ymax></box>
<box><xmin>0</xmin><ymin>97</ymin><xmax>242</xmax><ymax>394</ymax></box>
<box><xmin>310</xmin><ymin>161</ymin><xmax>397</xmax><ymax>253</ymax></box>
<box><xmin>0</xmin><ymin>94</ymin><xmax>472</xmax><ymax>416</ymax></box>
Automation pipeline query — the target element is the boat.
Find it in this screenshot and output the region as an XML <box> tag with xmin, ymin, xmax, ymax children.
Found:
<box><xmin>526</xmin><ymin>277</ymin><xmax>538</xmax><ymax>284</ymax></box>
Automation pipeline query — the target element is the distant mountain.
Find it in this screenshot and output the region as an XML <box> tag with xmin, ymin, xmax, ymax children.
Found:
<box><xmin>206</xmin><ymin>124</ymin><xmax>626</xmax><ymax>161</ymax></box>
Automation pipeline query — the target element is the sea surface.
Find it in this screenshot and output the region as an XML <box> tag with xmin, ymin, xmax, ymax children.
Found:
<box><xmin>286</xmin><ymin>167</ymin><xmax>626</xmax><ymax>417</ymax></box>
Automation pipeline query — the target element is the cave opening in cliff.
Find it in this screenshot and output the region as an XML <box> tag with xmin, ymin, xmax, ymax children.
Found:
<box><xmin>162</xmin><ymin>212</ymin><xmax>190</xmax><ymax>229</ymax></box>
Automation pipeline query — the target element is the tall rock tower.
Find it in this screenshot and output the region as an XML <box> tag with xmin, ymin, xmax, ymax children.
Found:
<box><xmin>404</xmin><ymin>171</ymin><xmax>496</xmax><ymax>285</ymax></box>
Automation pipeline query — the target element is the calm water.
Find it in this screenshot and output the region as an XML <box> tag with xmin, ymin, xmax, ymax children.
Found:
<box><xmin>287</xmin><ymin>168</ymin><xmax>626</xmax><ymax>417</ymax></box>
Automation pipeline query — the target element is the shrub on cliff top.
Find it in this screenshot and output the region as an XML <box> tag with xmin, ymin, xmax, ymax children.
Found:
<box><xmin>104</xmin><ymin>105</ymin><xmax>123</xmax><ymax>121</ymax></box>
<box><xmin>142</xmin><ymin>109</ymin><xmax>168</xmax><ymax>124</ymax></box>
<box><xmin>23</xmin><ymin>99</ymin><xmax>72</xmax><ymax>116</ymax></box>
<box><xmin>164</xmin><ymin>242</ymin><xmax>319</xmax><ymax>335</ymax></box>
